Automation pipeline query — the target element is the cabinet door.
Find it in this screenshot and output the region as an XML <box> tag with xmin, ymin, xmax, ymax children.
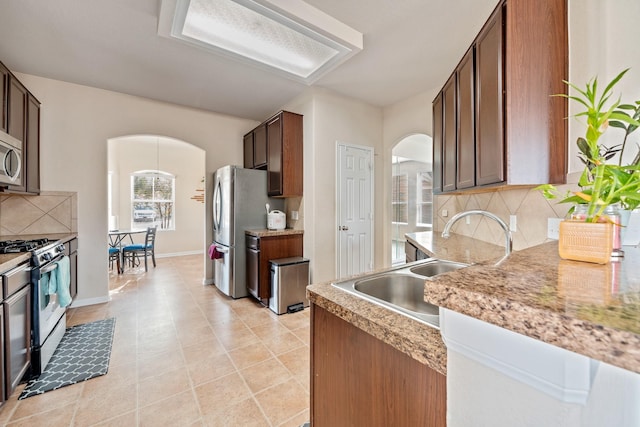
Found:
<box><xmin>243</xmin><ymin>132</ymin><xmax>254</xmax><ymax>169</ymax></box>
<box><xmin>267</xmin><ymin>114</ymin><xmax>283</xmax><ymax>196</ymax></box>
<box><xmin>4</xmin><ymin>285</ymin><xmax>30</xmax><ymax>398</ymax></box>
<box><xmin>7</xmin><ymin>76</ymin><xmax>27</xmax><ymax>193</ymax></box>
<box><xmin>311</xmin><ymin>304</ymin><xmax>446</xmax><ymax>426</ymax></box>
<box><xmin>253</xmin><ymin>124</ymin><xmax>267</xmax><ymax>168</ymax></box>
<box><xmin>457</xmin><ymin>48</ymin><xmax>476</xmax><ymax>189</ymax></box>
<box><xmin>7</xmin><ymin>76</ymin><xmax>26</xmax><ymax>142</ymax></box>
<box><xmin>432</xmin><ymin>93</ymin><xmax>443</xmax><ymax>194</ymax></box>
<box><xmin>442</xmin><ymin>75</ymin><xmax>457</xmax><ymax>192</ymax></box>
<box><xmin>0</xmin><ymin>308</ymin><xmax>5</xmax><ymax>405</ymax></box>
<box><xmin>0</xmin><ymin>63</ymin><xmax>8</xmax><ymax>133</ymax></box>
<box><xmin>26</xmin><ymin>94</ymin><xmax>40</xmax><ymax>194</ymax></box>
<box><xmin>259</xmin><ymin>234</ymin><xmax>303</xmax><ymax>300</ymax></box>
<box><xmin>246</xmin><ymin>247</ymin><xmax>260</xmax><ymax>300</ymax></box>
<box><xmin>475</xmin><ymin>6</ymin><xmax>505</xmax><ymax>186</ymax></box>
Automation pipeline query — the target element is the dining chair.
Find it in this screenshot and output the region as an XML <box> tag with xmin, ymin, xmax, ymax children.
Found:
<box><xmin>122</xmin><ymin>226</ymin><xmax>157</xmax><ymax>272</ymax></box>
<box><xmin>108</xmin><ymin>246</ymin><xmax>121</xmax><ymax>273</ymax></box>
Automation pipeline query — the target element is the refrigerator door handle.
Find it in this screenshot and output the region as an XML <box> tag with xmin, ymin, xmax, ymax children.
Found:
<box><xmin>215</xmin><ymin>245</ymin><xmax>229</xmax><ymax>253</ymax></box>
<box><xmin>213</xmin><ymin>178</ymin><xmax>222</xmax><ymax>232</ymax></box>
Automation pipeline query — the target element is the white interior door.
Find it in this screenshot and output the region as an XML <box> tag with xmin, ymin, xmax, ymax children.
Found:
<box><xmin>337</xmin><ymin>143</ymin><xmax>374</xmax><ymax>278</ymax></box>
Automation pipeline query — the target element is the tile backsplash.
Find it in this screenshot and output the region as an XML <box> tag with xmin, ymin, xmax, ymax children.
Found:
<box><xmin>434</xmin><ymin>183</ymin><xmax>577</xmax><ymax>251</ymax></box>
<box><xmin>0</xmin><ymin>191</ymin><xmax>78</xmax><ymax>236</ymax></box>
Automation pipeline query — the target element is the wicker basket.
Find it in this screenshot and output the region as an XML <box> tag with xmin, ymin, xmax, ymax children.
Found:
<box><xmin>558</xmin><ymin>220</ymin><xmax>612</xmax><ymax>264</ymax></box>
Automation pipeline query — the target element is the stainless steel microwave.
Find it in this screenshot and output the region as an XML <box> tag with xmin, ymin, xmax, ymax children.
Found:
<box><xmin>0</xmin><ymin>130</ymin><xmax>22</xmax><ymax>186</ymax></box>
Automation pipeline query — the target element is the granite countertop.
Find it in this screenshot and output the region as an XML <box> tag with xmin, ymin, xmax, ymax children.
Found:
<box><xmin>245</xmin><ymin>229</ymin><xmax>304</xmax><ymax>237</ymax></box>
<box><xmin>405</xmin><ymin>231</ymin><xmax>506</xmax><ymax>264</ymax></box>
<box><xmin>0</xmin><ymin>233</ymin><xmax>78</xmax><ymax>273</ymax></box>
<box><xmin>309</xmin><ymin>230</ymin><xmax>640</xmax><ymax>377</ymax></box>
<box><xmin>307</xmin><ymin>232</ymin><xmax>504</xmax><ymax>376</ymax></box>
<box><xmin>425</xmin><ymin>241</ymin><xmax>640</xmax><ymax>374</ymax></box>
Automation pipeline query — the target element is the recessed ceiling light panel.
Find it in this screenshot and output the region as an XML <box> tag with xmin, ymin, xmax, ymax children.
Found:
<box><xmin>158</xmin><ymin>0</ymin><xmax>363</xmax><ymax>84</ymax></box>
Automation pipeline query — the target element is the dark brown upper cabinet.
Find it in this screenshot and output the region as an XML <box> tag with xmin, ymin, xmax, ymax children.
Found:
<box><xmin>432</xmin><ymin>94</ymin><xmax>443</xmax><ymax>193</ymax></box>
<box><xmin>457</xmin><ymin>47</ymin><xmax>476</xmax><ymax>189</ymax></box>
<box><xmin>475</xmin><ymin>7</ymin><xmax>505</xmax><ymax>186</ymax></box>
<box><xmin>0</xmin><ymin>63</ymin><xmax>8</xmax><ymax>133</ymax></box>
<box><xmin>26</xmin><ymin>93</ymin><xmax>40</xmax><ymax>194</ymax></box>
<box><xmin>253</xmin><ymin>124</ymin><xmax>267</xmax><ymax>169</ymax></box>
<box><xmin>1</xmin><ymin>61</ymin><xmax>41</xmax><ymax>194</ymax></box>
<box><xmin>6</xmin><ymin>75</ymin><xmax>27</xmax><ymax>193</ymax></box>
<box><xmin>432</xmin><ymin>0</ymin><xmax>567</xmax><ymax>193</ymax></box>
<box><xmin>243</xmin><ymin>125</ymin><xmax>267</xmax><ymax>169</ymax></box>
<box><xmin>243</xmin><ymin>132</ymin><xmax>254</xmax><ymax>169</ymax></box>
<box><xmin>244</xmin><ymin>110</ymin><xmax>303</xmax><ymax>198</ymax></box>
<box><xmin>7</xmin><ymin>75</ymin><xmax>26</xmax><ymax>143</ymax></box>
<box><xmin>267</xmin><ymin>111</ymin><xmax>303</xmax><ymax>197</ymax></box>
<box><xmin>442</xmin><ymin>75</ymin><xmax>457</xmax><ymax>193</ymax></box>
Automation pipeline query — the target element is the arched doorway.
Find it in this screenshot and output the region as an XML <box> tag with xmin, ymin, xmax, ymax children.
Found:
<box><xmin>391</xmin><ymin>134</ymin><xmax>433</xmax><ymax>264</ymax></box>
<box><xmin>108</xmin><ymin>135</ymin><xmax>206</xmax><ymax>263</ymax></box>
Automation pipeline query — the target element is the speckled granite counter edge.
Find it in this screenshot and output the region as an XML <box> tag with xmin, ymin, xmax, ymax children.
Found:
<box><xmin>425</xmin><ymin>276</ymin><xmax>640</xmax><ymax>374</ymax></box>
<box><xmin>245</xmin><ymin>229</ymin><xmax>304</xmax><ymax>237</ymax></box>
<box><xmin>307</xmin><ymin>281</ymin><xmax>447</xmax><ymax>376</ymax></box>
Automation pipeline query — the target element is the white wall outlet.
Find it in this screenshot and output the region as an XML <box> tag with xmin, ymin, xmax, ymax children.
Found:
<box><xmin>509</xmin><ymin>215</ymin><xmax>517</xmax><ymax>232</ymax></box>
<box><xmin>291</xmin><ymin>210</ymin><xmax>299</xmax><ymax>220</ymax></box>
<box><xmin>548</xmin><ymin>218</ymin><xmax>562</xmax><ymax>240</ymax></box>
<box><xmin>465</xmin><ymin>216</ymin><xmax>471</xmax><ymax>225</ymax></box>
<box><xmin>442</xmin><ymin>209</ymin><xmax>448</xmax><ymax>217</ymax></box>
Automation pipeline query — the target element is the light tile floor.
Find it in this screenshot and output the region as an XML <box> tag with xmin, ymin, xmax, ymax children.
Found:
<box><xmin>0</xmin><ymin>254</ymin><xmax>311</xmax><ymax>426</ymax></box>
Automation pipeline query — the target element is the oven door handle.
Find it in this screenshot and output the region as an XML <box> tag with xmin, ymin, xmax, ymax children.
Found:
<box><xmin>40</xmin><ymin>263</ymin><xmax>58</xmax><ymax>274</ymax></box>
<box><xmin>40</xmin><ymin>253</ymin><xmax>65</xmax><ymax>274</ymax></box>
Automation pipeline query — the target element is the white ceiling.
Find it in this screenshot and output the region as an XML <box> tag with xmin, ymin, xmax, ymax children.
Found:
<box><xmin>0</xmin><ymin>0</ymin><xmax>498</xmax><ymax>121</ymax></box>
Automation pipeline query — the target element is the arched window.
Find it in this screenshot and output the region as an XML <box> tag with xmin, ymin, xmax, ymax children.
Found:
<box><xmin>131</xmin><ymin>170</ymin><xmax>175</xmax><ymax>230</ymax></box>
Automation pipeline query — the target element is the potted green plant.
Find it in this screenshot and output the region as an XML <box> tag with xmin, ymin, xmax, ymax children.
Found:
<box><xmin>536</xmin><ymin>69</ymin><xmax>640</xmax><ymax>262</ymax></box>
<box><xmin>538</xmin><ymin>69</ymin><xmax>640</xmax><ymax>217</ymax></box>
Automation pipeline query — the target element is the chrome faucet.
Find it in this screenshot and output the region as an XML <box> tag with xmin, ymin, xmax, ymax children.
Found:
<box><xmin>442</xmin><ymin>210</ymin><xmax>513</xmax><ymax>256</ymax></box>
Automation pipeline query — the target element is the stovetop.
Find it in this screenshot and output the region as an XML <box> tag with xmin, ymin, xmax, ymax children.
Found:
<box><xmin>0</xmin><ymin>238</ymin><xmax>51</xmax><ymax>254</ymax></box>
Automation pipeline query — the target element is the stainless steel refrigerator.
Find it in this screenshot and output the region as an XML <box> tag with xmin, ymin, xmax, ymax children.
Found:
<box><xmin>212</xmin><ymin>165</ymin><xmax>283</xmax><ymax>298</ymax></box>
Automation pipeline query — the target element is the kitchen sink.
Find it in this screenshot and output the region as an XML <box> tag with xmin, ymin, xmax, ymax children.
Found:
<box><xmin>409</xmin><ymin>260</ymin><xmax>468</xmax><ymax>277</ymax></box>
<box><xmin>332</xmin><ymin>258</ymin><xmax>469</xmax><ymax>328</ymax></box>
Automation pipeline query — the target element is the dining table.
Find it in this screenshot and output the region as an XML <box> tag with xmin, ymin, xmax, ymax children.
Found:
<box><xmin>108</xmin><ymin>229</ymin><xmax>147</xmax><ymax>273</ymax></box>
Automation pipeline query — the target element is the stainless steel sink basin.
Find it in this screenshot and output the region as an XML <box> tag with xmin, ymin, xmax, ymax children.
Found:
<box><xmin>332</xmin><ymin>258</ymin><xmax>469</xmax><ymax>328</ymax></box>
<box><xmin>409</xmin><ymin>260</ymin><xmax>468</xmax><ymax>277</ymax></box>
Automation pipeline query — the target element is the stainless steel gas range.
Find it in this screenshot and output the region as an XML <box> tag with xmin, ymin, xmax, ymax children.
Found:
<box><xmin>0</xmin><ymin>238</ymin><xmax>69</xmax><ymax>378</ymax></box>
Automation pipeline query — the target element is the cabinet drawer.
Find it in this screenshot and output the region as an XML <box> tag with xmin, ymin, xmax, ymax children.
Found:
<box><xmin>66</xmin><ymin>238</ymin><xmax>78</xmax><ymax>254</ymax></box>
<box><xmin>246</xmin><ymin>235</ymin><xmax>259</xmax><ymax>250</ymax></box>
<box><xmin>2</xmin><ymin>263</ymin><xmax>30</xmax><ymax>299</ymax></box>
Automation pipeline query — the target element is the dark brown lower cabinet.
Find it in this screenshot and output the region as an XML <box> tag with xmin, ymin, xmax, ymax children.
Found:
<box><xmin>311</xmin><ymin>304</ymin><xmax>447</xmax><ymax>426</ymax></box>
<box><xmin>4</xmin><ymin>284</ymin><xmax>30</xmax><ymax>400</ymax></box>
<box><xmin>246</xmin><ymin>232</ymin><xmax>303</xmax><ymax>301</ymax></box>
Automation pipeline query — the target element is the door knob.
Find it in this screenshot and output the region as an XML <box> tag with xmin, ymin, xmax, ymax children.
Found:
<box><xmin>339</xmin><ymin>226</ymin><xmax>349</xmax><ymax>231</ymax></box>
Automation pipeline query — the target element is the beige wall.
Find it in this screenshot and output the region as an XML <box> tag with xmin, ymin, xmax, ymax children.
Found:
<box><xmin>284</xmin><ymin>88</ymin><xmax>384</xmax><ymax>284</ymax></box>
<box><xmin>109</xmin><ymin>135</ymin><xmax>205</xmax><ymax>255</ymax></box>
<box><xmin>14</xmin><ymin>73</ymin><xmax>256</xmax><ymax>306</ymax></box>
<box><xmin>382</xmin><ymin>91</ymin><xmax>435</xmax><ymax>264</ymax></box>
<box><xmin>568</xmin><ymin>0</ymin><xmax>640</xmax><ymax>169</ymax></box>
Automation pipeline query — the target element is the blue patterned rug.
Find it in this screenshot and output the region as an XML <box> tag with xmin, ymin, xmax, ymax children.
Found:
<box><xmin>19</xmin><ymin>318</ymin><xmax>116</xmax><ymax>400</ymax></box>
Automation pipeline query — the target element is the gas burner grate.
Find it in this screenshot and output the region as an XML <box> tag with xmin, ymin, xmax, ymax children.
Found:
<box><xmin>0</xmin><ymin>238</ymin><xmax>50</xmax><ymax>254</ymax></box>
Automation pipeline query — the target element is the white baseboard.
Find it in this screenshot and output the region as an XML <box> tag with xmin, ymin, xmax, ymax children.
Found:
<box><xmin>69</xmin><ymin>295</ymin><xmax>110</xmax><ymax>308</ymax></box>
<box><xmin>156</xmin><ymin>250</ymin><xmax>203</xmax><ymax>258</ymax></box>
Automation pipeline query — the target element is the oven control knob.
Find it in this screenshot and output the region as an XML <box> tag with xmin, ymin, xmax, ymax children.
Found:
<box><xmin>43</xmin><ymin>253</ymin><xmax>52</xmax><ymax>261</ymax></box>
<box><xmin>57</xmin><ymin>245</ymin><xmax>65</xmax><ymax>253</ymax></box>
